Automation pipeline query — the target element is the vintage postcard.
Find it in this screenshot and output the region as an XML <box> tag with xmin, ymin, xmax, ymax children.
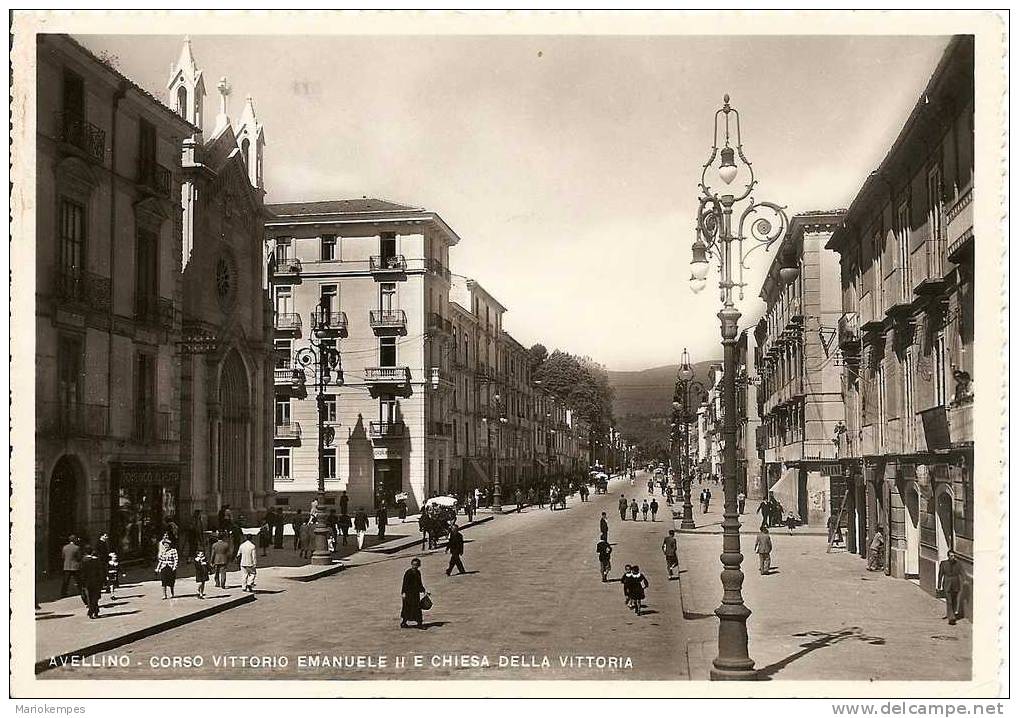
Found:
<box><xmin>9</xmin><ymin>10</ymin><xmax>1008</xmax><ymax>700</ymax></box>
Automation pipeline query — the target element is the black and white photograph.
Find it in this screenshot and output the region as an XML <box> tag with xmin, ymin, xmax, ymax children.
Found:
<box><xmin>8</xmin><ymin>9</ymin><xmax>1007</xmax><ymax>703</ymax></box>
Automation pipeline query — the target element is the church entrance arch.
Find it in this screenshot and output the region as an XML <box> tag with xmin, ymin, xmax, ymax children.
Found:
<box><xmin>218</xmin><ymin>349</ymin><xmax>250</xmax><ymax>514</ymax></box>
<box><xmin>47</xmin><ymin>455</ymin><xmax>84</xmax><ymax>571</ymax></box>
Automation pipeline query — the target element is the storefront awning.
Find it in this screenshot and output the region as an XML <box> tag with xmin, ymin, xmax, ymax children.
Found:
<box><xmin>466</xmin><ymin>457</ymin><xmax>490</xmax><ymax>485</ymax></box>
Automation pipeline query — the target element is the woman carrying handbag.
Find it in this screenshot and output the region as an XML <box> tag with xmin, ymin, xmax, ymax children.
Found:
<box><xmin>400</xmin><ymin>557</ymin><xmax>428</xmax><ymax>628</ymax></box>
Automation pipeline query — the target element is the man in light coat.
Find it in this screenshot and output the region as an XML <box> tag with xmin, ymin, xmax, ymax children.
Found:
<box><xmin>236</xmin><ymin>535</ymin><xmax>257</xmax><ymax>592</ymax></box>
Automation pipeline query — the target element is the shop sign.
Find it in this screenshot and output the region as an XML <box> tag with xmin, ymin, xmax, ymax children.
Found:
<box><xmin>373</xmin><ymin>447</ymin><xmax>400</xmax><ymax>460</ymax></box>
<box><xmin>112</xmin><ymin>463</ymin><xmax>181</xmax><ymax>487</ymax></box>
<box><xmin>820</xmin><ymin>463</ymin><xmax>844</xmax><ymax>476</ymax></box>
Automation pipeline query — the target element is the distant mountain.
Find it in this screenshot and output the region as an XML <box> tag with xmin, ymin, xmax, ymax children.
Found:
<box><xmin>607</xmin><ymin>360</ymin><xmax>718</xmax><ymax>419</ymax></box>
<box><xmin>608</xmin><ymin>359</ymin><xmax>720</xmax><ymax>460</ymax></box>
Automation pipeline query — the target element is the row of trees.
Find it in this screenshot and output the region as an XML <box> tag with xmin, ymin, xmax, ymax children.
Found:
<box><xmin>527</xmin><ymin>344</ymin><xmax>616</xmax><ymax>454</ymax></box>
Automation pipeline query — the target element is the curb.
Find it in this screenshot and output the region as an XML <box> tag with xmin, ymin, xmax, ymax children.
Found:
<box><xmin>35</xmin><ymin>592</ymin><xmax>256</xmax><ymax>675</ymax></box>
<box><xmin>684</xmin><ymin>640</ymin><xmax>713</xmax><ymax>681</ymax></box>
<box><xmin>283</xmin><ymin>562</ymin><xmax>346</xmax><ymax>582</ymax></box>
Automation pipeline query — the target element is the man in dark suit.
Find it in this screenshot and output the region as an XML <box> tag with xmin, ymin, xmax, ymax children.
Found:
<box><xmin>618</xmin><ymin>495</ymin><xmax>628</xmax><ymax>521</ymax></box>
<box><xmin>79</xmin><ymin>545</ymin><xmax>105</xmax><ymax>619</ymax></box>
<box><xmin>60</xmin><ymin>535</ymin><xmax>82</xmax><ymax>598</ymax></box>
<box><xmin>599</xmin><ymin>512</ymin><xmax>609</xmax><ymax>542</ymax></box>
<box><xmin>375</xmin><ymin>503</ymin><xmax>389</xmax><ymax>539</ymax></box>
<box><xmin>445</xmin><ymin>525</ymin><xmax>466</xmax><ymax>576</ymax></box>
<box><xmin>210</xmin><ymin>532</ymin><xmax>232</xmax><ymax>589</ymax></box>
<box><xmin>938</xmin><ymin>550</ymin><xmax>965</xmax><ymax>625</ymax></box>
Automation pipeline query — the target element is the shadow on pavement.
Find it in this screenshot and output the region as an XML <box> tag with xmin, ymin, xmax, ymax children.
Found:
<box><xmin>755</xmin><ymin>626</ymin><xmax>887</xmax><ymax>680</ymax></box>
<box><xmin>95</xmin><ymin>610</ymin><xmax>141</xmax><ymax>618</ymax></box>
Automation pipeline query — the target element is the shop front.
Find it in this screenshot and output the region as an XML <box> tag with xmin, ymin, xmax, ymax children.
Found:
<box><xmin>109</xmin><ymin>462</ymin><xmax>182</xmax><ymax>561</ymax></box>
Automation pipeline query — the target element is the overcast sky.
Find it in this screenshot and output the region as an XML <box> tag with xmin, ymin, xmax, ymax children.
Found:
<box><xmin>80</xmin><ymin>33</ymin><xmax>950</xmax><ymax>371</ymax></box>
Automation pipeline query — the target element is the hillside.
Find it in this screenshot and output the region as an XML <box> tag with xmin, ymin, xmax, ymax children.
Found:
<box><xmin>608</xmin><ymin>359</ymin><xmax>719</xmax><ymax>461</ymax></box>
<box><xmin>607</xmin><ymin>360</ymin><xmax>718</xmax><ymax>418</ymax></box>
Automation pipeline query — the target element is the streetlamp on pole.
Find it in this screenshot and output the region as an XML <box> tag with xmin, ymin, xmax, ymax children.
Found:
<box><xmin>294</xmin><ymin>306</ymin><xmax>343</xmax><ymax>566</ymax></box>
<box><xmin>673</xmin><ymin>347</ymin><xmax>706</xmax><ymax>530</ymax></box>
<box><xmin>689</xmin><ymin>94</ymin><xmax>796</xmax><ymax>681</ymax></box>
<box><xmin>483</xmin><ymin>393</ymin><xmax>506</xmax><ymax>512</ymax></box>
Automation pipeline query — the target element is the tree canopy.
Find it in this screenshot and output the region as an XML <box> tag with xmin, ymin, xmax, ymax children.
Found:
<box><xmin>530</xmin><ymin>347</ymin><xmax>615</xmax><ymax>439</ymax></box>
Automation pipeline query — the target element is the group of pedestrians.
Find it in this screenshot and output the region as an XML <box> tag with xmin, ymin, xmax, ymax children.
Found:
<box><xmin>616</xmin><ymin>495</ymin><xmax>660</xmax><ymax>522</ymax></box>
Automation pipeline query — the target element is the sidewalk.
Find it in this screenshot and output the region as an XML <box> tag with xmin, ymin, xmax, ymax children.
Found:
<box><xmin>677</xmin><ymin>501</ymin><xmax>972</xmax><ymax>681</ymax></box>
<box><xmin>34</xmin><ymin>507</ymin><xmax>505</xmax><ymax>671</ymax></box>
<box><xmin>673</xmin><ymin>480</ymin><xmax>829</xmax><ymax>535</ymax></box>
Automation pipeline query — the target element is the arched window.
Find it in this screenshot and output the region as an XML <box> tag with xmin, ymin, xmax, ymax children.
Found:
<box><xmin>241</xmin><ymin>138</ymin><xmax>250</xmax><ymax>167</ymax></box>
<box><xmin>176</xmin><ymin>86</ymin><xmax>188</xmax><ymax>118</ymax></box>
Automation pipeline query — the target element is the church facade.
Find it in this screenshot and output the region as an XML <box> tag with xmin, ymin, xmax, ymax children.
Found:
<box><xmin>167</xmin><ymin>40</ymin><xmax>274</xmax><ymax>526</ymax></box>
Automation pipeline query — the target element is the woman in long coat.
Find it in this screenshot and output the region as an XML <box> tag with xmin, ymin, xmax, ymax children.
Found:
<box><xmin>400</xmin><ymin>557</ymin><xmax>426</xmax><ymax>628</ymax></box>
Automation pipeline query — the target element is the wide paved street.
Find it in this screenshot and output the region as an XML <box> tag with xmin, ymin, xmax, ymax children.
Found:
<box><xmin>44</xmin><ymin>473</ymin><xmax>696</xmax><ymax>680</ymax></box>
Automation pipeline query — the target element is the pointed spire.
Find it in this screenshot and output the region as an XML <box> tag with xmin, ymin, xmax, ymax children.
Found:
<box><xmin>168</xmin><ymin>36</ymin><xmax>206</xmax><ymax>132</ymax></box>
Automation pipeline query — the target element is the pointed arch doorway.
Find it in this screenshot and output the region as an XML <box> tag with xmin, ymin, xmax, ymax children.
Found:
<box><xmin>47</xmin><ymin>455</ymin><xmax>84</xmax><ymax>571</ymax></box>
<box><xmin>218</xmin><ymin>349</ymin><xmax>251</xmax><ymax>514</ymax></box>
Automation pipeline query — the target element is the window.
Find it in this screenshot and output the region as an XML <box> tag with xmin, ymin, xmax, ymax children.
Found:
<box><xmin>138</xmin><ymin>118</ymin><xmax>156</xmax><ymax>171</ymax></box>
<box><xmin>323</xmin><ymin>448</ymin><xmax>337</xmax><ymax>480</ymax></box>
<box><xmin>274</xmin><ymin>339</ymin><xmax>292</xmax><ymax>368</ymax></box>
<box><xmin>274</xmin><ymin>448</ymin><xmax>291</xmax><ymax>480</ymax></box>
<box><xmin>57</xmin><ymin>335</ymin><xmax>84</xmax><ymax>408</ymax></box>
<box><xmin>275</xmin><ymin>285</ymin><xmax>292</xmax><ymax>316</ymax></box>
<box><xmin>320</xmin><ymin>284</ymin><xmax>338</xmax><ymax>313</ymax></box>
<box><xmin>135</xmin><ymin>228</ymin><xmax>159</xmax><ymax>317</ymax></box>
<box><xmin>380</xmin><ymin>337</ymin><xmax>397</xmax><ymax>367</ymax></box>
<box><xmin>321</xmin><ymin>234</ymin><xmax>337</xmax><ymax>261</ymax></box>
<box><xmin>275</xmin><ymin>237</ymin><xmax>292</xmax><ymax>263</ymax></box>
<box><xmin>380</xmin><ymin>282</ymin><xmax>396</xmax><ymax>311</ymax></box>
<box><xmin>897</xmin><ymin>201</ymin><xmax>911</xmax><ymax>296</ymax></box>
<box><xmin>62</xmin><ymin>69</ymin><xmax>85</xmax><ymax>125</ymax></box>
<box><xmin>58</xmin><ymin>198</ymin><xmax>85</xmax><ymax>279</ymax></box>
<box><xmin>176</xmin><ymin>86</ymin><xmax>188</xmax><ymax>118</ymax></box>
<box><xmin>134</xmin><ymin>352</ymin><xmax>157</xmax><ymax>441</ymax></box>
<box><xmin>324</xmin><ymin>395</ymin><xmax>338</xmax><ymax>423</ymax></box>
<box><xmin>928</xmin><ymin>165</ymin><xmax>945</xmax><ymax>276</ymax></box>
<box><xmin>274</xmin><ymin>397</ymin><xmax>291</xmax><ymax>426</ymax></box>
<box><xmin>380</xmin><ymin>232</ymin><xmax>396</xmax><ymax>260</ymax></box>
<box><xmin>876</xmin><ymin>362</ymin><xmax>886</xmax><ymax>446</ymax></box>
<box><xmin>934</xmin><ymin>334</ymin><xmax>948</xmax><ymax>406</ymax></box>
<box><xmin>903</xmin><ymin>348</ymin><xmax>915</xmax><ymax>447</ymax></box>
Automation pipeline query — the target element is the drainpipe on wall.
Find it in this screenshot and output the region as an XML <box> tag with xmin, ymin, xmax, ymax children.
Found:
<box><xmin>106</xmin><ymin>81</ymin><xmax>127</xmax><ymax>525</ymax></box>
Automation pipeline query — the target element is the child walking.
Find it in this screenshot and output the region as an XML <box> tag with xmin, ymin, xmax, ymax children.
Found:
<box><xmin>194</xmin><ymin>550</ymin><xmax>210</xmax><ymax>599</ymax></box>
<box><xmin>105</xmin><ymin>552</ymin><xmax>120</xmax><ymax>600</ymax></box>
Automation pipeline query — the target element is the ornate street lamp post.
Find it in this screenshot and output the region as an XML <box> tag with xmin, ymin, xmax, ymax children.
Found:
<box><xmin>294</xmin><ymin>307</ymin><xmax>343</xmax><ymax>566</ymax></box>
<box><xmin>689</xmin><ymin>95</ymin><xmax>797</xmax><ymax>681</ymax></box>
<box><xmin>673</xmin><ymin>348</ymin><xmax>706</xmax><ymax>530</ymax></box>
<box><xmin>482</xmin><ymin>393</ymin><xmax>507</xmax><ymax>512</ymax></box>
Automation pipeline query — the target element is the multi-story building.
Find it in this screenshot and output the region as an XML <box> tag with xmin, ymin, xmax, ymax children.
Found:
<box><xmin>827</xmin><ymin>36</ymin><xmax>974</xmax><ymax>608</ymax></box>
<box><xmin>168</xmin><ymin>40</ymin><xmax>273</xmax><ymax>525</ymax></box>
<box><xmin>263</xmin><ymin>199</ymin><xmax>461</xmax><ymax>513</ymax></box>
<box><xmin>736</xmin><ymin>328</ymin><xmax>764</xmax><ymax>500</ymax></box>
<box><xmin>698</xmin><ymin>365</ymin><xmax>724</xmax><ymax>477</ymax></box>
<box><xmin>755</xmin><ymin>211</ymin><xmax>846</xmax><ymax>526</ymax></box>
<box><xmin>498</xmin><ymin>331</ymin><xmax>535</xmax><ymax>488</ymax></box>
<box><xmin>35</xmin><ymin>35</ymin><xmax>194</xmax><ymax>569</ymax></box>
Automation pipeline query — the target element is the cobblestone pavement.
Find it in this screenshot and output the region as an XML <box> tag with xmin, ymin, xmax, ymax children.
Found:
<box><xmin>44</xmin><ymin>473</ymin><xmax>694</xmax><ymax>680</ymax></box>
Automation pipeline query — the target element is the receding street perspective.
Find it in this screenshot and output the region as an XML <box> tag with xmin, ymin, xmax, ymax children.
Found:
<box><xmin>26</xmin><ymin>24</ymin><xmax>984</xmax><ymax>688</ymax></box>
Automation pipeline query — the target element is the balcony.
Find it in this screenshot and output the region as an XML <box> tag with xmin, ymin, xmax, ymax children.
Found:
<box><xmin>946</xmin><ymin>185</ymin><xmax>974</xmax><ymax>263</ymax></box>
<box><xmin>884</xmin><ymin>271</ymin><xmax>914</xmax><ymax>321</ymax></box>
<box><xmin>426</xmin><ymin>258</ymin><xmax>451</xmax><ymax>282</ymax></box>
<box><xmin>369</xmin><ymin>255</ymin><xmax>407</xmax><ymax>277</ymax></box>
<box><xmin>364</xmin><ymin>366</ymin><xmax>411</xmax><ymax>388</ymax></box>
<box><xmin>369</xmin><ymin>309</ymin><xmax>407</xmax><ymax>335</ymax></box>
<box><xmin>428</xmin><ymin>312</ymin><xmax>452</xmax><ymax>336</ymax></box>
<box><xmin>837</xmin><ymin>312</ymin><xmax>860</xmax><ymax>349</ymax></box>
<box><xmin>274</xmin><ymin>312</ymin><xmax>302</xmax><ymax>335</ymax></box>
<box><xmin>56</xmin><ymin>111</ymin><xmax>105</xmax><ymax>163</ymax></box>
<box><xmin>274</xmin><ymin>366</ymin><xmax>305</xmax><ymax>392</ymax></box>
<box><xmin>54</xmin><ymin>269</ymin><xmax>111</xmax><ymax>314</ymax></box>
<box><xmin>273</xmin><ymin>257</ymin><xmax>302</xmax><ymax>281</ymax></box>
<box><xmin>274</xmin><ymin>422</ymin><xmax>302</xmax><ymax>443</ymax></box>
<box><xmin>37</xmin><ymin>401</ymin><xmax>109</xmax><ymax>438</ymax></box>
<box><xmin>369</xmin><ymin>420</ymin><xmax>406</xmax><ymax>440</ymax></box>
<box><xmin>137</xmin><ymin>159</ymin><xmax>172</xmax><ymax>198</ymax></box>
<box><xmin>134</xmin><ymin>293</ymin><xmax>175</xmax><ymax>331</ymax></box>
<box><xmin>311</xmin><ymin>307</ymin><xmax>348</xmax><ymax>337</ymax></box>
<box><xmin>134</xmin><ymin>410</ymin><xmax>177</xmax><ymax>444</ymax></box>
<box><xmin>800</xmin><ymin>439</ymin><xmax>839</xmax><ymax>462</ymax></box>
<box><xmin>920</xmin><ymin>402</ymin><xmax>973</xmax><ymax>451</ymax></box>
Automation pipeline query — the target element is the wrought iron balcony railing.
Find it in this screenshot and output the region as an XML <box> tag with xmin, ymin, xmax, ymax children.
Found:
<box><xmin>369</xmin><ymin>255</ymin><xmax>407</xmax><ymax>273</ymax></box>
<box><xmin>274</xmin><ymin>422</ymin><xmax>302</xmax><ymax>441</ymax></box>
<box><xmin>364</xmin><ymin>366</ymin><xmax>411</xmax><ymax>384</ymax></box>
<box><xmin>273</xmin><ymin>257</ymin><xmax>302</xmax><ymax>276</ymax></box>
<box><xmin>137</xmin><ymin>159</ymin><xmax>172</xmax><ymax>197</ymax></box>
<box><xmin>134</xmin><ymin>293</ymin><xmax>175</xmax><ymax>330</ymax></box>
<box><xmin>57</xmin><ymin>111</ymin><xmax>106</xmax><ymax>162</ymax></box>
<box><xmin>370</xmin><ymin>420</ymin><xmax>406</xmax><ymax>439</ymax></box>
<box><xmin>54</xmin><ymin>268</ymin><xmax>111</xmax><ymax>313</ymax></box>
<box><xmin>369</xmin><ymin>309</ymin><xmax>407</xmax><ymax>330</ymax></box>
<box><xmin>133</xmin><ymin>410</ymin><xmax>176</xmax><ymax>444</ymax></box>
<box><xmin>274</xmin><ymin>312</ymin><xmax>302</xmax><ymax>333</ymax></box>
<box><xmin>311</xmin><ymin>307</ymin><xmax>348</xmax><ymax>334</ymax></box>
<box><xmin>274</xmin><ymin>366</ymin><xmax>305</xmax><ymax>388</ymax></box>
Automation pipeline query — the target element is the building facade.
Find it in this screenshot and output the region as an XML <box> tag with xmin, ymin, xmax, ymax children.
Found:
<box><xmin>827</xmin><ymin>37</ymin><xmax>974</xmax><ymax>609</ymax></box>
<box><xmin>264</xmin><ymin>199</ymin><xmax>460</xmax><ymax>514</ymax></box>
<box><xmin>755</xmin><ymin>211</ymin><xmax>846</xmax><ymax>526</ymax></box>
<box><xmin>736</xmin><ymin>329</ymin><xmax>764</xmax><ymax>501</ymax></box>
<box><xmin>36</xmin><ymin>35</ymin><xmax>194</xmax><ymax>569</ymax></box>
